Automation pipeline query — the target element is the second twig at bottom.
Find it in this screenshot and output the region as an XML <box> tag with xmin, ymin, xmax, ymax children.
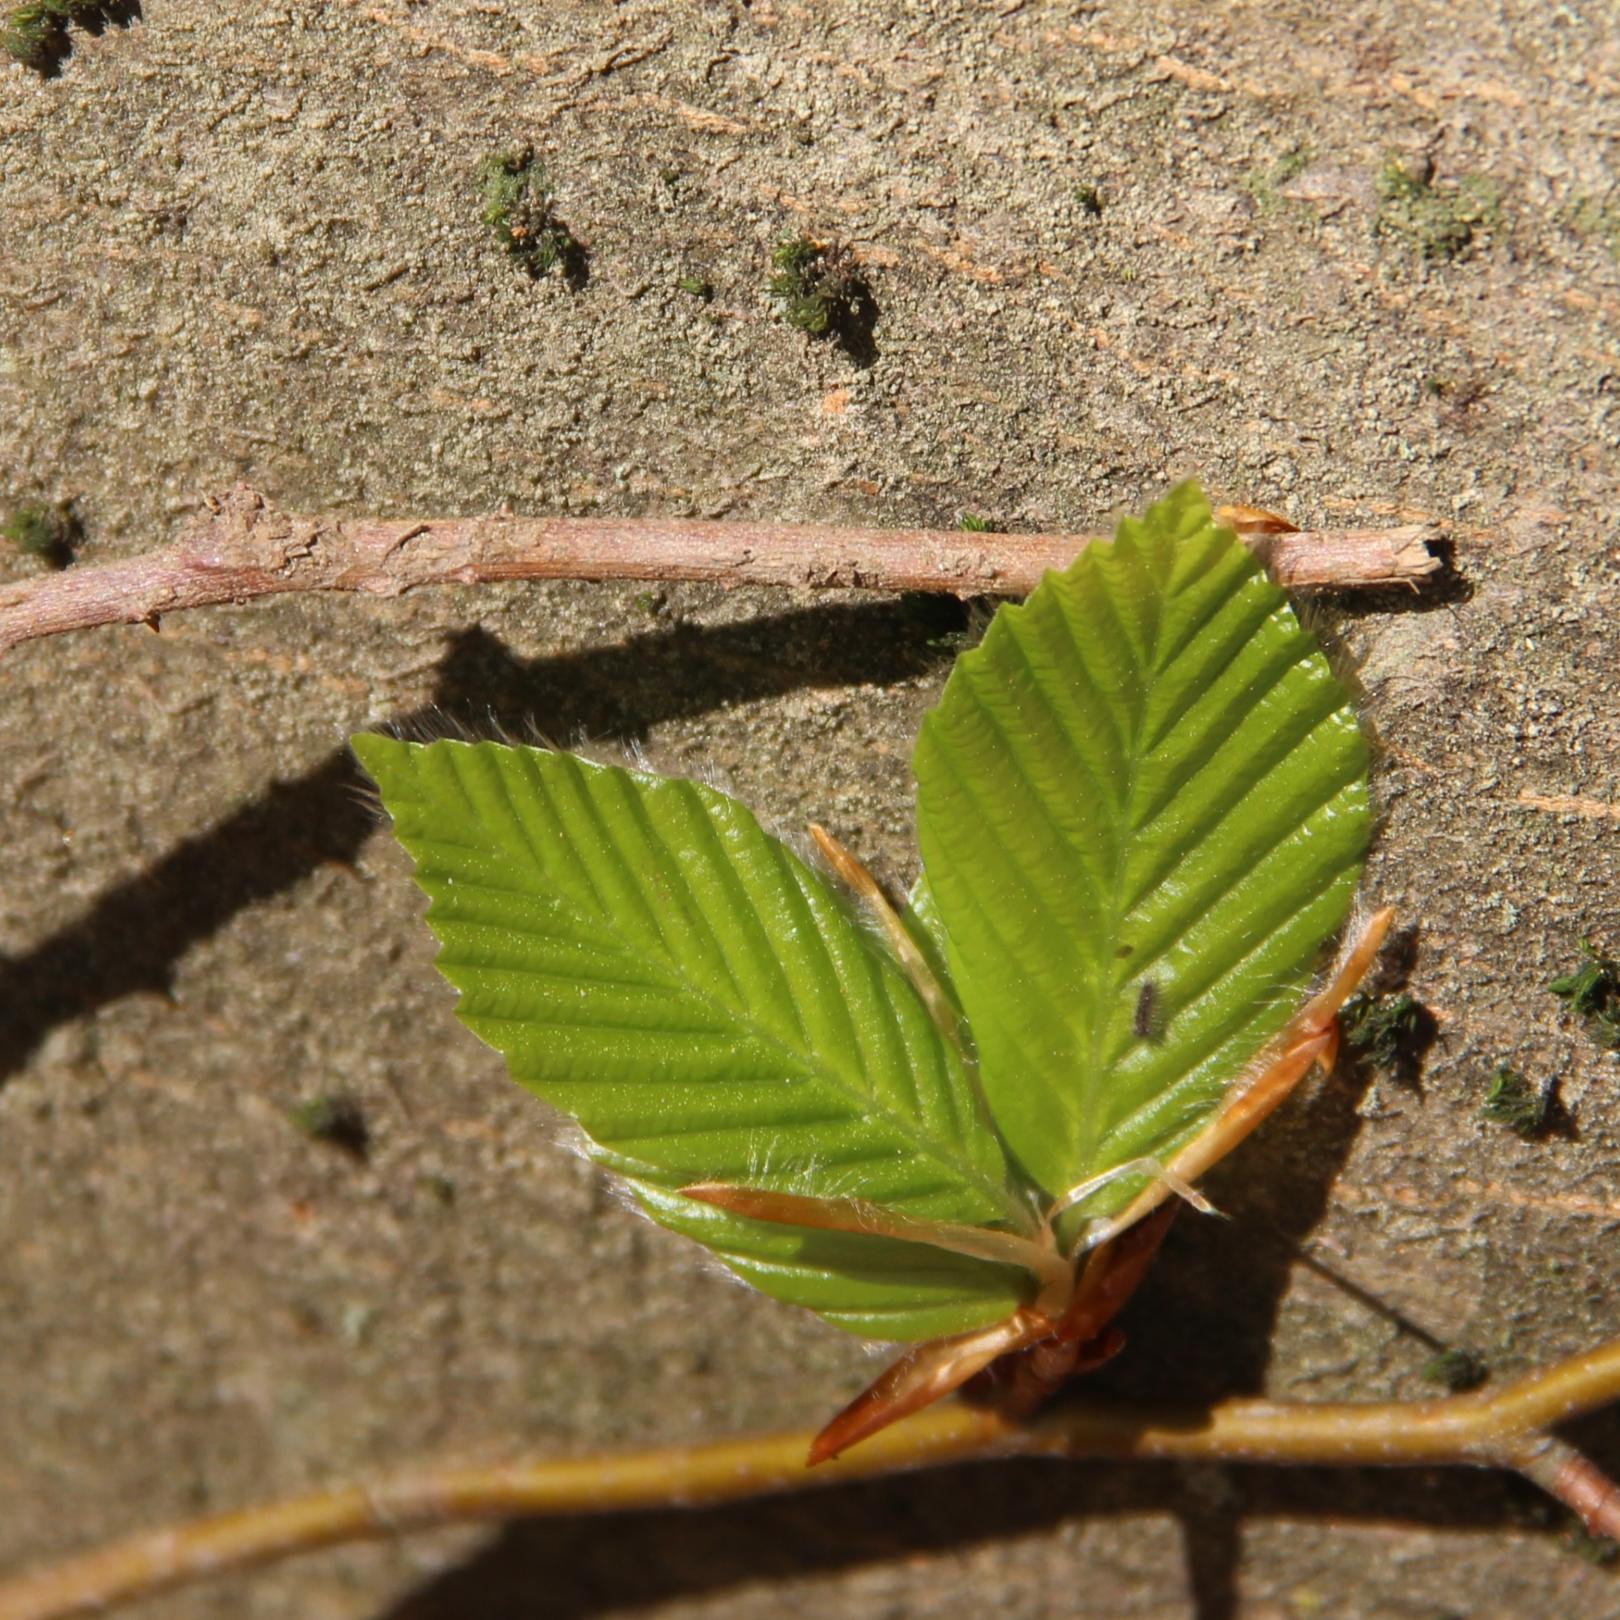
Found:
<box><xmin>1</xmin><ymin>1334</ymin><xmax>1616</xmax><ymax>1620</ymax></box>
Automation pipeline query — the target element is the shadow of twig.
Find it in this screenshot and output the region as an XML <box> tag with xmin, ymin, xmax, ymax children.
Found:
<box><xmin>0</xmin><ymin>596</ymin><xmax>969</xmax><ymax>1082</ymax></box>
<box><xmin>373</xmin><ymin>1414</ymin><xmax>1619</xmax><ymax>1620</ymax></box>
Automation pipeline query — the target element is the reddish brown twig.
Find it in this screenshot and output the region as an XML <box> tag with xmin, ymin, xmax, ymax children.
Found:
<box><xmin>0</xmin><ymin>485</ymin><xmax>1443</xmax><ymax>657</ymax></box>
<box><xmin>0</xmin><ymin>1335</ymin><xmax>1616</xmax><ymax>1620</ymax></box>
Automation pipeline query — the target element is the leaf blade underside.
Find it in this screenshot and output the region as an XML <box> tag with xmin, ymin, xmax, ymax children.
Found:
<box><xmin>912</xmin><ymin>483</ymin><xmax>1369</xmax><ymax>1213</ymax></box>
<box><xmin>353</xmin><ymin>735</ymin><xmax>1031</xmax><ymax>1339</ymax></box>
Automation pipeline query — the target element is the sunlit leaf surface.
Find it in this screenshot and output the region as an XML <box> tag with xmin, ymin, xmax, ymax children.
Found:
<box><xmin>357</xmin><ymin>482</ymin><xmax>1369</xmax><ymax>1340</ymax></box>
<box><xmin>354</xmin><ymin>736</ymin><xmax>1030</xmax><ymax>1337</ymax></box>
<box><xmin>913</xmin><ymin>484</ymin><xmax>1368</xmax><ymax>1211</ymax></box>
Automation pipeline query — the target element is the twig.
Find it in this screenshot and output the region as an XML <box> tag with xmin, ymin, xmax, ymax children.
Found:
<box><xmin>2</xmin><ymin>1336</ymin><xmax>1616</xmax><ymax>1620</ymax></box>
<box><xmin>0</xmin><ymin>485</ymin><xmax>1444</xmax><ymax>658</ymax></box>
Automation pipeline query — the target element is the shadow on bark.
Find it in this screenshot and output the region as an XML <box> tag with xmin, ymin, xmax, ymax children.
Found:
<box><xmin>0</xmin><ymin>596</ymin><xmax>972</xmax><ymax>1082</ymax></box>
<box><xmin>372</xmin><ymin>1047</ymin><xmax>1557</xmax><ymax>1620</ymax></box>
<box><xmin>2</xmin><ymin>593</ymin><xmax>1545</xmax><ymax>1620</ymax></box>
<box><xmin>373</xmin><ymin>1423</ymin><xmax>1618</xmax><ymax>1620</ymax></box>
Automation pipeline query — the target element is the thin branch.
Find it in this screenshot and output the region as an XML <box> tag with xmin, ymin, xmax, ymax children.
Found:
<box><xmin>2</xmin><ymin>1336</ymin><xmax>1616</xmax><ymax>1620</ymax></box>
<box><xmin>0</xmin><ymin>485</ymin><xmax>1444</xmax><ymax>657</ymax></box>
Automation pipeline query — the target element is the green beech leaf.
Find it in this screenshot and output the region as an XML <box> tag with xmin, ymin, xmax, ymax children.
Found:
<box><xmin>352</xmin><ymin>735</ymin><xmax>1032</xmax><ymax>1339</ymax></box>
<box><xmin>913</xmin><ymin>483</ymin><xmax>1369</xmax><ymax>1213</ymax></box>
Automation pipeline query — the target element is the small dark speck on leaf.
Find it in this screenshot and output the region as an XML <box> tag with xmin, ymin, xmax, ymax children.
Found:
<box><xmin>1133</xmin><ymin>980</ymin><xmax>1160</xmax><ymax>1040</ymax></box>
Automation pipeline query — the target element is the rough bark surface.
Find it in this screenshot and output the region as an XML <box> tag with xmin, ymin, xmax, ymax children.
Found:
<box><xmin>1</xmin><ymin>3</ymin><xmax>1617</xmax><ymax>1617</ymax></box>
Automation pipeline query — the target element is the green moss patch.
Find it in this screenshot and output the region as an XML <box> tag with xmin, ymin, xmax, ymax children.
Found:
<box><xmin>1375</xmin><ymin>156</ymin><xmax>1501</xmax><ymax>261</ymax></box>
<box><xmin>478</xmin><ymin>148</ymin><xmax>584</xmax><ymax>284</ymax></box>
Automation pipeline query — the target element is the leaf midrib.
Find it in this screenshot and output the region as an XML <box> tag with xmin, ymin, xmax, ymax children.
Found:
<box><xmin>1078</xmin><ymin>546</ymin><xmax>1162</xmax><ymax>1180</ymax></box>
<box><xmin>1073</xmin><ymin>541</ymin><xmax>1352</xmax><ymax>1182</ymax></box>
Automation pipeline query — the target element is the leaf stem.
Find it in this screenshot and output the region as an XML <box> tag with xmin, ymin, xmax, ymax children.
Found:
<box><xmin>3</xmin><ymin>1336</ymin><xmax>1618</xmax><ymax>1620</ymax></box>
<box><xmin>678</xmin><ymin>1183</ymin><xmax>1067</xmax><ymax>1290</ymax></box>
<box><xmin>0</xmin><ymin>485</ymin><xmax>1444</xmax><ymax>658</ymax></box>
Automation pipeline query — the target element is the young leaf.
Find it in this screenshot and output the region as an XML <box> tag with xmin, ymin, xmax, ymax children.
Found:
<box><xmin>353</xmin><ymin>736</ymin><xmax>1033</xmax><ymax>1339</ymax></box>
<box><xmin>913</xmin><ymin>483</ymin><xmax>1369</xmax><ymax>1214</ymax></box>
